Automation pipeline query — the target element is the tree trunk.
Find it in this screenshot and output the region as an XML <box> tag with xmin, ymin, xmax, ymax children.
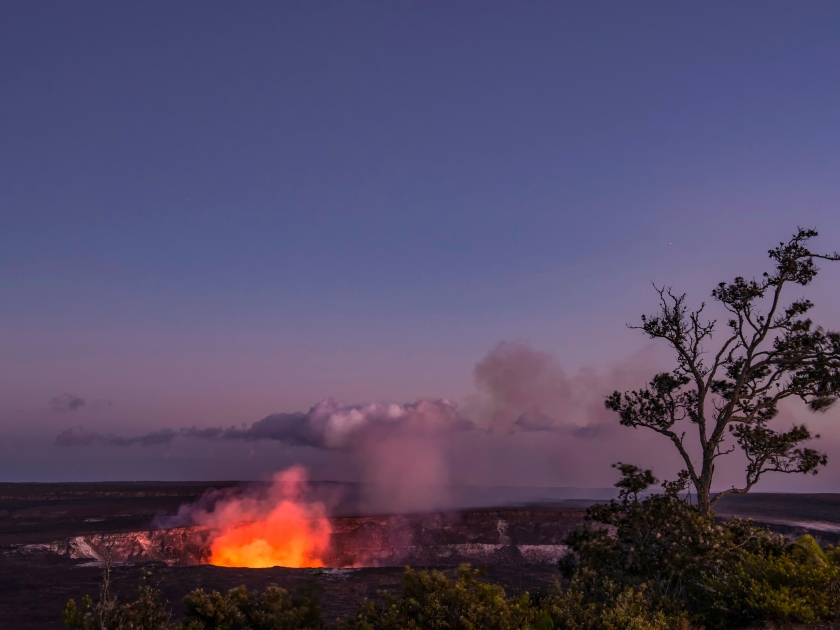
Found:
<box><xmin>697</xmin><ymin>493</ymin><xmax>711</xmax><ymax>518</ymax></box>
<box><xmin>696</xmin><ymin>473</ymin><xmax>712</xmax><ymax>518</ymax></box>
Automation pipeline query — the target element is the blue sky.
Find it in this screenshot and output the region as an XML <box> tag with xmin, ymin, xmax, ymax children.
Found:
<box><xmin>1</xmin><ymin>2</ymin><xmax>839</xmax><ymax>487</ymax></box>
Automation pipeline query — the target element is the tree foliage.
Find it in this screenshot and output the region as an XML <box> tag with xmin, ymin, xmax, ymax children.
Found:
<box><xmin>611</xmin><ymin>462</ymin><xmax>657</xmax><ymax>503</ymax></box>
<box><xmin>605</xmin><ymin>228</ymin><xmax>840</xmax><ymax>515</ymax></box>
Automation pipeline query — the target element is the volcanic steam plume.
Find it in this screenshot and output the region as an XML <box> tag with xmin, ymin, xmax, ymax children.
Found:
<box><xmin>176</xmin><ymin>466</ymin><xmax>331</xmax><ymax>568</ymax></box>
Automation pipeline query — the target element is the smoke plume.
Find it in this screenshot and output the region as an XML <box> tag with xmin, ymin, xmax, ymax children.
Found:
<box><xmin>471</xmin><ymin>340</ymin><xmax>643</xmax><ymax>437</ymax></box>
<box><xmin>163</xmin><ymin>465</ymin><xmax>332</xmax><ymax>568</ymax></box>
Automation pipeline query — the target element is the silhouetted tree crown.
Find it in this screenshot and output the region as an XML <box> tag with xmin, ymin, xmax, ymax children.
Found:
<box><xmin>605</xmin><ymin>228</ymin><xmax>840</xmax><ymax>516</ymax></box>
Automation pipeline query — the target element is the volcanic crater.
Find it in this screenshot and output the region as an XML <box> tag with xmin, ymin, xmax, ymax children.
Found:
<box><xmin>47</xmin><ymin>507</ymin><xmax>581</xmax><ymax>568</ymax></box>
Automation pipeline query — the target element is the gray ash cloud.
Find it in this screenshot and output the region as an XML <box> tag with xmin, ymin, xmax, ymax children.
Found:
<box><xmin>50</xmin><ymin>393</ymin><xmax>86</xmax><ymax>413</ymax></box>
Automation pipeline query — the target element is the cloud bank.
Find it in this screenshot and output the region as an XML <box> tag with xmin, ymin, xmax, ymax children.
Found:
<box><xmin>51</xmin><ymin>393</ymin><xmax>86</xmax><ymax>413</ymax></box>
<box><xmin>56</xmin><ymin>398</ymin><xmax>472</xmax><ymax>450</ymax></box>
<box><xmin>55</xmin><ymin>341</ymin><xmax>650</xmax><ymax>452</ymax></box>
<box><xmin>52</xmin><ymin>340</ymin><xmax>668</xmax><ymax>508</ymax></box>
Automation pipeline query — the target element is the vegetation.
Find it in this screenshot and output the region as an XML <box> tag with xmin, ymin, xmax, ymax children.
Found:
<box><xmin>63</xmin><ymin>557</ymin><xmax>321</xmax><ymax>630</ymax></box>
<box><xmin>64</xmin><ymin>562</ymin><xmax>690</xmax><ymax>630</ymax></box>
<box><xmin>177</xmin><ymin>584</ymin><xmax>322</xmax><ymax>630</ymax></box>
<box><xmin>62</xmin><ymin>477</ymin><xmax>840</xmax><ymax>630</ymax></box>
<box><xmin>63</xmin><ymin>559</ymin><xmax>173</xmax><ymax>630</ymax></box>
<box><xmin>337</xmin><ymin>565</ymin><xmax>537</xmax><ymax>630</ymax></box>
<box><xmin>606</xmin><ymin>228</ymin><xmax>840</xmax><ymax>516</ymax></box>
<box><xmin>336</xmin><ymin>564</ymin><xmax>684</xmax><ymax>630</ymax></box>
<box><xmin>562</xmin><ymin>463</ymin><xmax>840</xmax><ymax>628</ymax></box>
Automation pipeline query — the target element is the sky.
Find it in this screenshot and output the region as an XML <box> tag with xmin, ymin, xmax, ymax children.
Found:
<box><xmin>1</xmin><ymin>2</ymin><xmax>839</xmax><ymax>495</ymax></box>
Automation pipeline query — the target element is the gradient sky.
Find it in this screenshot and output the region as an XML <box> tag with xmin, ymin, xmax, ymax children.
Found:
<box><xmin>1</xmin><ymin>2</ymin><xmax>839</xmax><ymax>488</ymax></box>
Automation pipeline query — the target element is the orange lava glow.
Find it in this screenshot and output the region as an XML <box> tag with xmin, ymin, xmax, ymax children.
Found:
<box><xmin>205</xmin><ymin>466</ymin><xmax>332</xmax><ymax>568</ymax></box>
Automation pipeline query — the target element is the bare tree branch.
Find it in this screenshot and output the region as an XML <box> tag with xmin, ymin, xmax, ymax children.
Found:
<box><xmin>606</xmin><ymin>228</ymin><xmax>839</xmax><ymax>516</ymax></box>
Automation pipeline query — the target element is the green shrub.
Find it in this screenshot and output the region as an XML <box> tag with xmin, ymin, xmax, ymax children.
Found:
<box><xmin>337</xmin><ymin>565</ymin><xmax>538</xmax><ymax>630</ymax></box>
<box><xmin>337</xmin><ymin>564</ymin><xmax>689</xmax><ymax>630</ymax></box>
<box><xmin>561</xmin><ymin>492</ymin><xmax>738</xmax><ymax>613</ymax></box>
<box><xmin>706</xmin><ymin>534</ymin><xmax>840</xmax><ymax>625</ymax></box>
<box><xmin>178</xmin><ymin>585</ymin><xmax>322</xmax><ymax>630</ymax></box>
<box><xmin>561</xmin><ymin>465</ymin><xmax>840</xmax><ymax>628</ymax></box>
<box><xmin>63</xmin><ymin>558</ymin><xmax>320</xmax><ymax>630</ymax></box>
<box><xmin>541</xmin><ymin>572</ymin><xmax>687</xmax><ymax>630</ymax></box>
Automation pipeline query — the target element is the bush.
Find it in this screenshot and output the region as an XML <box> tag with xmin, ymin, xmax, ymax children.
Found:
<box><xmin>65</xmin><ymin>561</ymin><xmax>697</xmax><ymax>630</ymax></box>
<box><xmin>337</xmin><ymin>564</ymin><xmax>689</xmax><ymax>630</ymax></box>
<box><xmin>706</xmin><ymin>535</ymin><xmax>840</xmax><ymax>626</ymax></box>
<box><xmin>63</xmin><ymin>563</ymin><xmax>172</xmax><ymax>630</ymax></box>
<box><xmin>561</xmin><ymin>464</ymin><xmax>840</xmax><ymax>628</ymax></box>
<box><xmin>179</xmin><ymin>584</ymin><xmax>322</xmax><ymax>630</ymax></box>
<box><xmin>63</xmin><ymin>558</ymin><xmax>321</xmax><ymax>630</ymax></box>
<box><xmin>337</xmin><ymin>565</ymin><xmax>538</xmax><ymax>630</ymax></box>
<box><xmin>541</xmin><ymin>572</ymin><xmax>687</xmax><ymax>630</ymax></box>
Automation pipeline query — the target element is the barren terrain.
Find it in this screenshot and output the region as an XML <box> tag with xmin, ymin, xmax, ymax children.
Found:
<box><xmin>1</xmin><ymin>482</ymin><xmax>838</xmax><ymax>629</ymax></box>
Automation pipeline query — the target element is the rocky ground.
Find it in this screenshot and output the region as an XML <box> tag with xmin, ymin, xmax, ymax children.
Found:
<box><xmin>1</xmin><ymin>482</ymin><xmax>839</xmax><ymax>629</ymax></box>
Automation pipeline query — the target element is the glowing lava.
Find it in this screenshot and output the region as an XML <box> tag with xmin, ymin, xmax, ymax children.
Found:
<box><xmin>205</xmin><ymin>466</ymin><xmax>332</xmax><ymax>568</ymax></box>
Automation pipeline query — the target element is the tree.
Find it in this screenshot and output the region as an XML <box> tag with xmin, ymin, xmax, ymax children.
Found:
<box><xmin>605</xmin><ymin>228</ymin><xmax>840</xmax><ymax>517</ymax></box>
<box><xmin>611</xmin><ymin>462</ymin><xmax>657</xmax><ymax>503</ymax></box>
<box><xmin>63</xmin><ymin>553</ymin><xmax>172</xmax><ymax>630</ymax></box>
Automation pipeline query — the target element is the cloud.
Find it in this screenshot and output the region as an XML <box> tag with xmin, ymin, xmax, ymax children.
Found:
<box><xmin>55</xmin><ymin>399</ymin><xmax>472</xmax><ymax>451</ymax></box>
<box><xmin>54</xmin><ymin>427</ymin><xmax>97</xmax><ymax>446</ymax></box>
<box><xmin>513</xmin><ymin>408</ymin><xmax>557</xmax><ymax>431</ymax></box>
<box><xmin>53</xmin><ymin>342</ymin><xmax>644</xmax><ymax>451</ymax></box>
<box><xmin>51</xmin><ymin>393</ymin><xmax>86</xmax><ymax>413</ymax></box>
<box><xmin>55</xmin><ymin>426</ymin><xmax>177</xmax><ymax>447</ymax></box>
<box><xmin>48</xmin><ymin>340</ymin><xmax>675</xmax><ymax>507</ymax></box>
<box><xmin>108</xmin><ymin>429</ymin><xmax>178</xmax><ymax>447</ymax></box>
<box><xmin>54</xmin><ymin>398</ymin><xmax>473</xmax><ymax>514</ymax></box>
<box><xmin>572</xmin><ymin>424</ymin><xmax>609</xmax><ymax>439</ymax></box>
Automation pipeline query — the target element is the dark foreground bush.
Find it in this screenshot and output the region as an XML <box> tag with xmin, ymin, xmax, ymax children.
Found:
<box><xmin>561</xmin><ymin>464</ymin><xmax>840</xmax><ymax>629</ymax></box>
<box><xmin>178</xmin><ymin>584</ymin><xmax>322</xmax><ymax>630</ymax></box>
<box><xmin>63</xmin><ymin>562</ymin><xmax>173</xmax><ymax>630</ymax></box>
<box><xmin>62</xmin><ymin>559</ymin><xmax>322</xmax><ymax>630</ymax></box>
<box><xmin>64</xmin><ymin>562</ymin><xmax>691</xmax><ymax>630</ymax></box>
<box><xmin>336</xmin><ymin>564</ymin><xmax>693</xmax><ymax>629</ymax></box>
<box><xmin>336</xmin><ymin>565</ymin><xmax>538</xmax><ymax>630</ymax></box>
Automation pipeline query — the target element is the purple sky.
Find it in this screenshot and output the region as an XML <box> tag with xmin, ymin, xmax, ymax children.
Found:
<box><xmin>1</xmin><ymin>2</ymin><xmax>839</xmax><ymax>492</ymax></box>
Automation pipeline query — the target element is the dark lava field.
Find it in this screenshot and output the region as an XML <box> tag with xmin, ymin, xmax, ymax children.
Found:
<box><xmin>2</xmin><ymin>482</ymin><xmax>839</xmax><ymax>629</ymax></box>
